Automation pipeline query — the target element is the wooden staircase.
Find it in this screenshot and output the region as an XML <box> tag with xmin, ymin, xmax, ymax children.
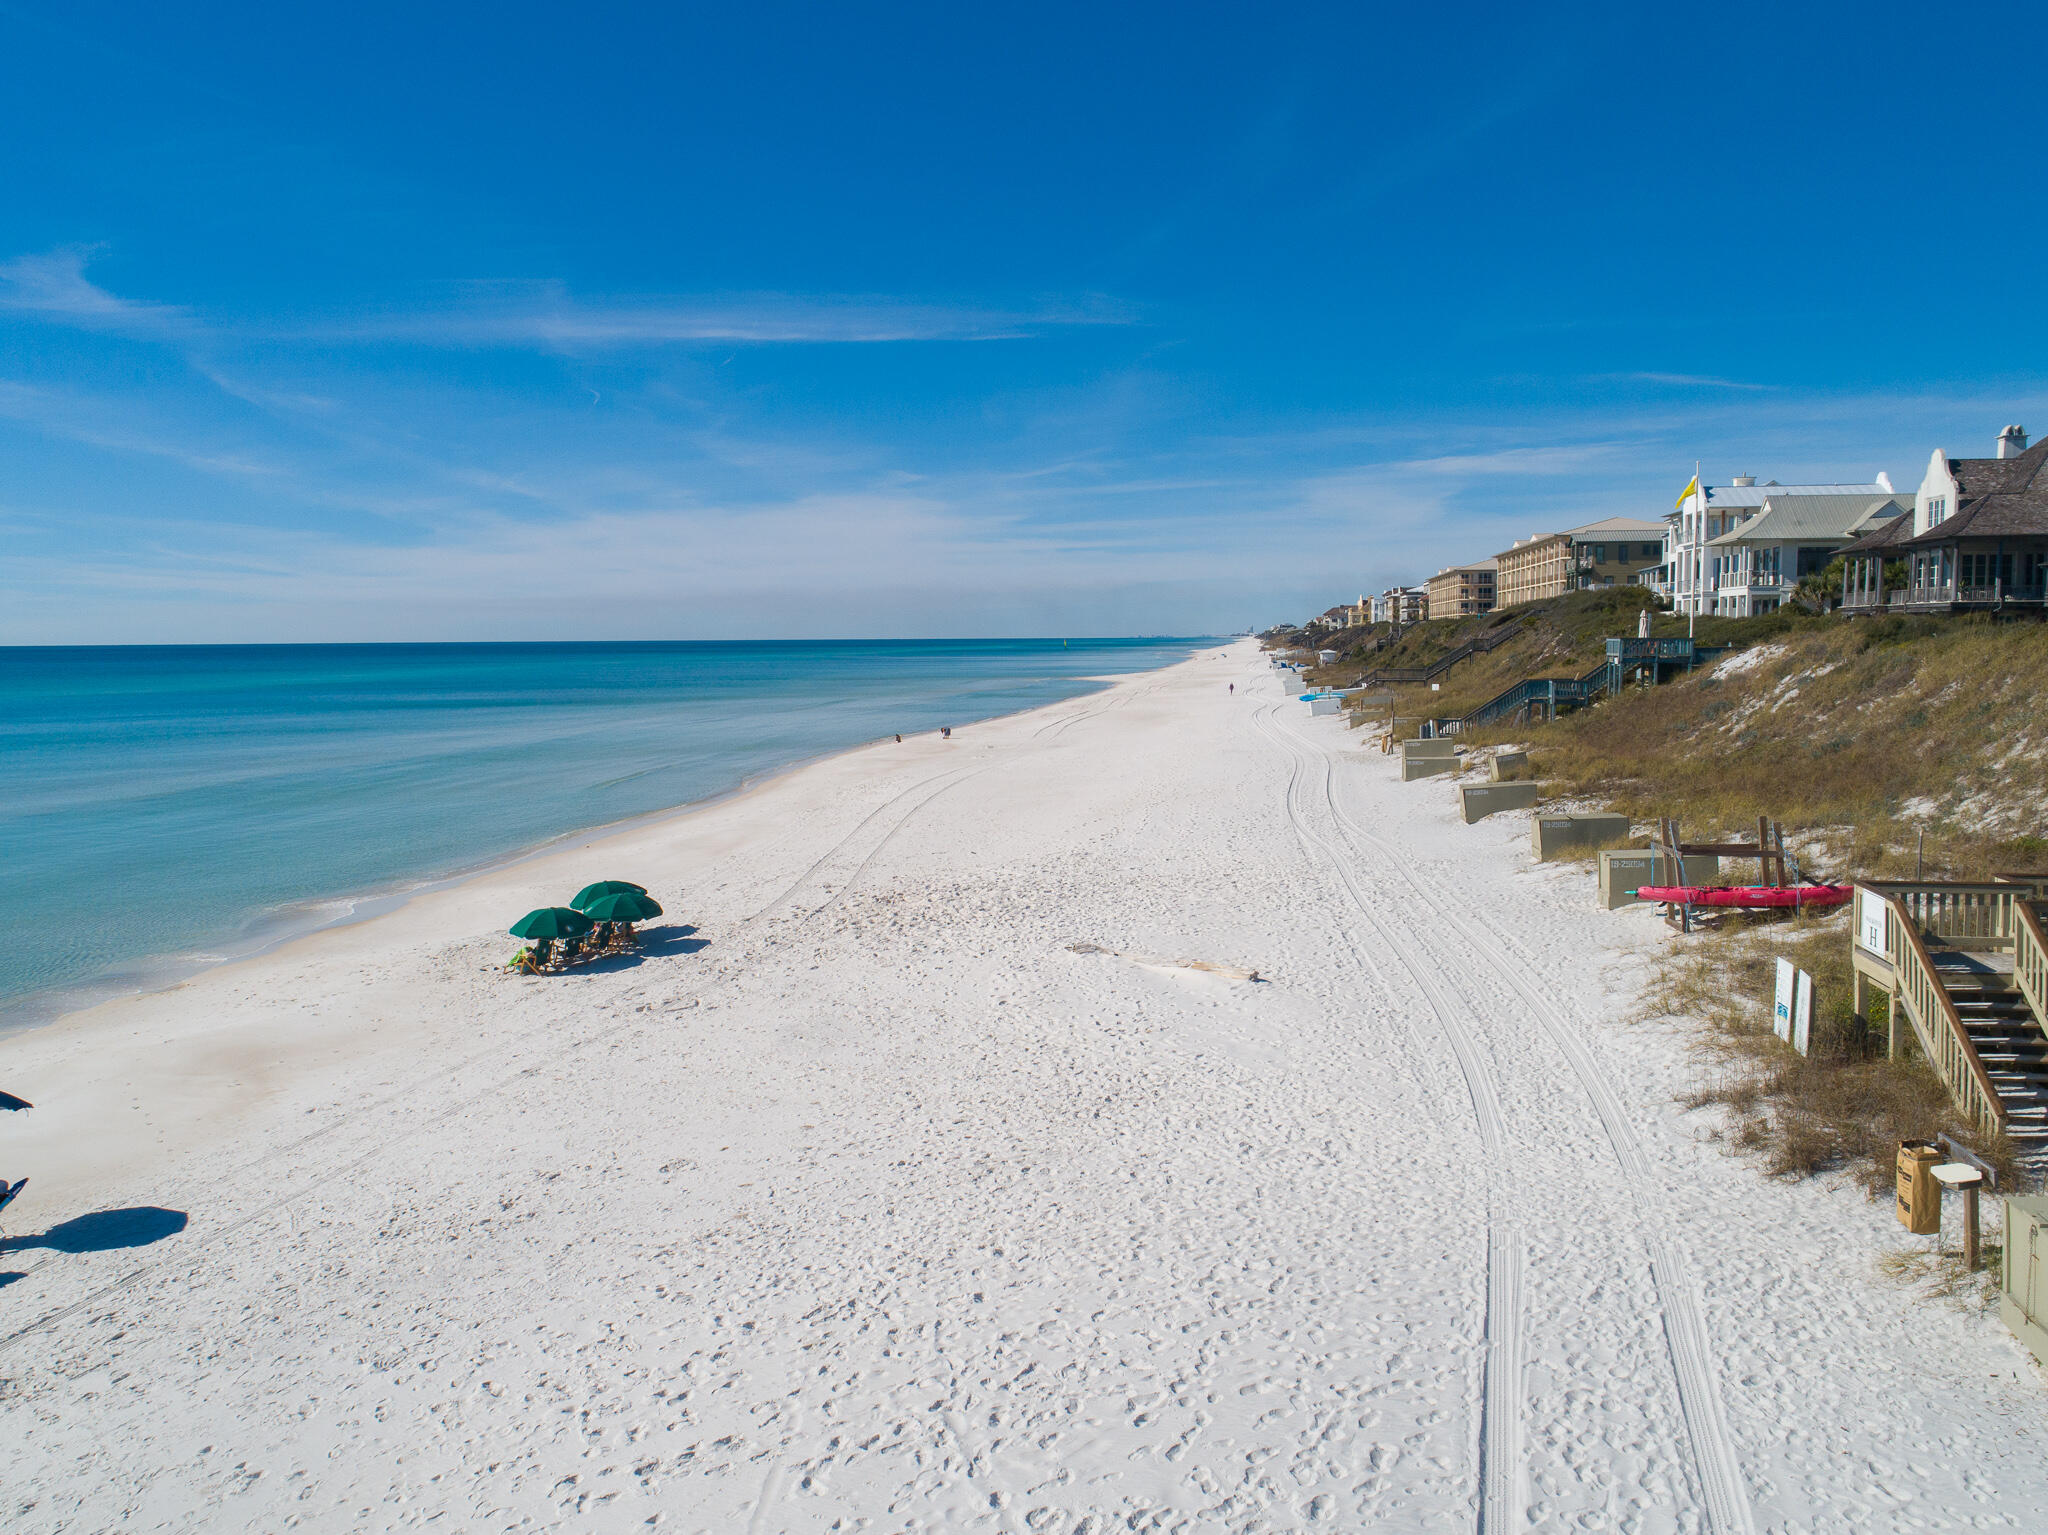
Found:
<box><xmin>1852</xmin><ymin>880</ymin><xmax>2048</xmax><ymax>1148</ymax></box>
<box><xmin>1932</xmin><ymin>947</ymin><xmax>2048</xmax><ymax>1146</ymax></box>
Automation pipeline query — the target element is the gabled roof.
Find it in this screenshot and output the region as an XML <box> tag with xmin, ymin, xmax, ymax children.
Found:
<box><xmin>1841</xmin><ymin>514</ymin><xmax>1917</xmax><ymax>555</ymax></box>
<box><xmin>1911</xmin><ymin>437</ymin><xmax>2048</xmax><ymax>543</ymax></box>
<box><xmin>1705</xmin><ymin>494</ymin><xmax>1909</xmax><ymax>547</ymax></box>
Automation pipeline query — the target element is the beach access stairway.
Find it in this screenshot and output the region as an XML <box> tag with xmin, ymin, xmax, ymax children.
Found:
<box><xmin>1426</xmin><ymin>636</ymin><xmax>1739</xmax><ymax>737</ymax></box>
<box><xmin>1851</xmin><ymin>879</ymin><xmax>2048</xmax><ymax>1148</ymax></box>
<box><xmin>1358</xmin><ymin>615</ymin><xmax>1525</xmax><ymax>688</ymax></box>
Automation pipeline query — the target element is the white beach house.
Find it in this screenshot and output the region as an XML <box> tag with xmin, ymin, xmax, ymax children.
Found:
<box><xmin>1701</xmin><ymin>492</ymin><xmax>1910</xmax><ymax>616</ymax></box>
<box><xmin>1665</xmin><ymin>474</ymin><xmax>1899</xmax><ymax>614</ymax></box>
<box><xmin>1370</xmin><ymin>586</ymin><xmax>1428</xmax><ymax>625</ymax></box>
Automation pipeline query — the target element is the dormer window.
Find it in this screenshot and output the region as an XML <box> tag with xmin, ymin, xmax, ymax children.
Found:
<box><xmin>1928</xmin><ymin>496</ymin><xmax>1948</xmax><ymax>525</ymax></box>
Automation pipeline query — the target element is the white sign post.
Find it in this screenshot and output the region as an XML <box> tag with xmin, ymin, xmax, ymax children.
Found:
<box><xmin>1773</xmin><ymin>958</ymin><xmax>1813</xmax><ymax>1053</ymax></box>
<box><xmin>1856</xmin><ymin>889</ymin><xmax>1887</xmax><ymax>956</ymax></box>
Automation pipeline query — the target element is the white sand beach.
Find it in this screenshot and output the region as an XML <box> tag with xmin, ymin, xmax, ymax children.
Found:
<box><xmin>2</xmin><ymin>641</ymin><xmax>2042</xmax><ymax>1532</ymax></box>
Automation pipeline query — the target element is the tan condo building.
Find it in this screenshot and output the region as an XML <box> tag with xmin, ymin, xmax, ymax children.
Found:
<box><xmin>1494</xmin><ymin>517</ymin><xmax>1669</xmax><ymax>608</ymax></box>
<box><xmin>1424</xmin><ymin>559</ymin><xmax>1497</xmax><ymax>618</ymax></box>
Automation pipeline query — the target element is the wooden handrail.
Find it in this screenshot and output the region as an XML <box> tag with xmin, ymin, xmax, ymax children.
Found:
<box><xmin>2015</xmin><ymin>899</ymin><xmax>2048</xmax><ymax>1036</ymax></box>
<box><xmin>1865</xmin><ymin>879</ymin><xmax>2022</xmax><ymax>948</ymax></box>
<box><xmin>1885</xmin><ymin>893</ymin><xmax>2007</xmax><ymax>1136</ymax></box>
<box><xmin>1359</xmin><ymin>616</ymin><xmax>1525</xmax><ymax>687</ymax></box>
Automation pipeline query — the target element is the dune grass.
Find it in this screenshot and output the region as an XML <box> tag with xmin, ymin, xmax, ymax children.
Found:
<box><xmin>1654</xmin><ymin>912</ymin><xmax>2021</xmax><ymax>1192</ymax></box>
<box><xmin>1301</xmin><ymin>592</ymin><xmax>2048</xmax><ymax>878</ymax></box>
<box><xmin>1475</xmin><ymin>612</ymin><xmax>2048</xmax><ymax>879</ymax></box>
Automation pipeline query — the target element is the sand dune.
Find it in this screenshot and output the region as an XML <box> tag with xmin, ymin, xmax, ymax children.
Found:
<box><xmin>2</xmin><ymin>642</ymin><xmax>2041</xmax><ymax>1532</ymax></box>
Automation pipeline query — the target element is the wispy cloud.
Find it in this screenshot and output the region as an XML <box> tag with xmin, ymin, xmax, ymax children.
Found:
<box><xmin>0</xmin><ymin>379</ymin><xmax>281</xmax><ymax>479</ymax></box>
<box><xmin>295</xmin><ymin>283</ymin><xmax>1135</xmax><ymax>348</ymax></box>
<box><xmin>0</xmin><ymin>247</ymin><xmax>194</xmax><ymax>337</ymax></box>
<box><xmin>0</xmin><ymin>250</ymin><xmax>1135</xmax><ymax>352</ymax></box>
<box><xmin>1610</xmin><ymin>371</ymin><xmax>1777</xmax><ymax>392</ymax></box>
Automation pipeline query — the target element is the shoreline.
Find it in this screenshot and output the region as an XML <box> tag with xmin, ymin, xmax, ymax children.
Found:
<box><xmin>5</xmin><ymin>637</ymin><xmax>2043</xmax><ymax>1529</ymax></box>
<box><xmin>0</xmin><ymin>662</ymin><xmax>1180</xmax><ymax>1042</ymax></box>
<box><xmin>0</xmin><ymin>653</ymin><xmax>1218</xmax><ymax>1213</ymax></box>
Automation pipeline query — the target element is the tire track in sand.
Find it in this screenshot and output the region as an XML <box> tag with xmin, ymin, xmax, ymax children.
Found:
<box><xmin>1246</xmin><ymin>697</ymin><xmax>1527</xmax><ymax>1532</ymax></box>
<box><xmin>1272</xmin><ymin>708</ymin><xmax>1757</xmax><ymax>1535</ymax></box>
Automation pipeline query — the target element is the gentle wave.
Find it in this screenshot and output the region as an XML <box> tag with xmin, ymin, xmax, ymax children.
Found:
<box><xmin>0</xmin><ymin>638</ymin><xmax>1220</xmax><ymax>1028</ymax></box>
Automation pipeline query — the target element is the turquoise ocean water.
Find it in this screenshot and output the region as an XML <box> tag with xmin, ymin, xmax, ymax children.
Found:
<box><xmin>0</xmin><ymin>638</ymin><xmax>1220</xmax><ymax>1029</ymax></box>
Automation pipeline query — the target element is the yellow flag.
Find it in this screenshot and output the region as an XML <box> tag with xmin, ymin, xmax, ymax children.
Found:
<box><xmin>1674</xmin><ymin>474</ymin><xmax>1699</xmax><ymax>511</ymax></box>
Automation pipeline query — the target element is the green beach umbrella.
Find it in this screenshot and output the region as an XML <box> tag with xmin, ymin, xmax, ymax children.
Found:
<box><xmin>570</xmin><ymin>879</ymin><xmax>648</xmax><ymax>912</ymax></box>
<box><xmin>581</xmin><ymin>890</ymin><xmax>663</xmax><ymax>923</ymax></box>
<box><xmin>510</xmin><ymin>906</ymin><xmax>594</xmax><ymax>940</ymax></box>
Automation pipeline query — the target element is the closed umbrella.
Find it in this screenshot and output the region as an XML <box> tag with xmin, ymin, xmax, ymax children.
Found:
<box><xmin>581</xmin><ymin>891</ymin><xmax>663</xmax><ymax>923</ymax></box>
<box><xmin>509</xmin><ymin>907</ymin><xmax>594</xmax><ymax>940</ymax></box>
<box><xmin>571</xmin><ymin>880</ymin><xmax>647</xmax><ymax>912</ymax></box>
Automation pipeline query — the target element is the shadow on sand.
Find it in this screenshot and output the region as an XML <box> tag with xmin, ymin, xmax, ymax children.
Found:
<box><xmin>576</xmin><ymin>923</ymin><xmax>708</xmax><ymax>972</ymax></box>
<box><xmin>4</xmin><ymin>1206</ymin><xmax>189</xmax><ymax>1256</ymax></box>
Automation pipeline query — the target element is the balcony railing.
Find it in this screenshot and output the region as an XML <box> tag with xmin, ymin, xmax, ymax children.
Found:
<box><xmin>1885</xmin><ymin>581</ymin><xmax>2048</xmax><ymax>608</ymax></box>
<box><xmin>1714</xmin><ymin>574</ymin><xmax>1791</xmax><ymax>593</ymax></box>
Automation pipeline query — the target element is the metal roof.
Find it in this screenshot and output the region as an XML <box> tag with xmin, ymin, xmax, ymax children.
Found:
<box><xmin>1662</xmin><ymin>481</ymin><xmax>1894</xmax><ymax>520</ymax></box>
<box><xmin>1705</xmin><ymin>494</ymin><xmax>1909</xmax><ymax>547</ymax></box>
<box><xmin>1566</xmin><ymin>516</ymin><xmax>1668</xmax><ymax>538</ymax></box>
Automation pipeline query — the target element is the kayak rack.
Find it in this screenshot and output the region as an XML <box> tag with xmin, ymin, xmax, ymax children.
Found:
<box><xmin>1653</xmin><ymin>815</ymin><xmax>1798</xmax><ymax>932</ymax></box>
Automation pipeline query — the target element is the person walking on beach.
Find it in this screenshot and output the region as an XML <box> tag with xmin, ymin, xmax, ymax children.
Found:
<box><xmin>895</xmin><ymin>733</ymin><xmax>902</xmax><ymax>743</ymax></box>
<box><xmin>1228</xmin><ymin>683</ymin><xmax>1234</xmax><ymax>694</ymax></box>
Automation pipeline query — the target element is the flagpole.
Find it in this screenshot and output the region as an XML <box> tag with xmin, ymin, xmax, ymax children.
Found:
<box><xmin>1689</xmin><ymin>459</ymin><xmax>1701</xmax><ymax>640</ymax></box>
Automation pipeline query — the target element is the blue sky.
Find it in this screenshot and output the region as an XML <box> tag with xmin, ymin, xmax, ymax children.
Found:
<box><xmin>4</xmin><ymin>1</ymin><xmax>2046</xmax><ymax>641</ymax></box>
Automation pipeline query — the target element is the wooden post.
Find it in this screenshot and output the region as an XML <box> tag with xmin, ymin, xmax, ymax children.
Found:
<box><xmin>1964</xmin><ymin>1183</ymin><xmax>1981</xmax><ymax>1271</ymax></box>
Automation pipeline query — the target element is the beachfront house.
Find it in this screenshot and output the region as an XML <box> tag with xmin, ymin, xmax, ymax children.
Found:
<box><xmin>1840</xmin><ymin>426</ymin><xmax>2048</xmax><ymax>614</ymax></box>
<box><xmin>1424</xmin><ymin>560</ymin><xmax>1497</xmax><ymax>619</ymax></box>
<box><xmin>1370</xmin><ymin>586</ymin><xmax>1428</xmax><ymax>625</ymax></box>
<box><xmin>1667</xmin><ymin>473</ymin><xmax>1898</xmax><ymax>615</ymax></box>
<box><xmin>1700</xmin><ymin>492</ymin><xmax>1909</xmax><ymax>616</ymax></box>
<box><xmin>1494</xmin><ymin>517</ymin><xmax>1669</xmax><ymax>608</ymax></box>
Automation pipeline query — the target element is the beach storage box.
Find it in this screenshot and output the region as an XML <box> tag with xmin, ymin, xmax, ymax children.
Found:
<box><xmin>1596</xmin><ymin>849</ymin><xmax>1722</xmax><ymax>910</ymax></box>
<box><xmin>2000</xmin><ymin>1195</ymin><xmax>2048</xmax><ymax>1369</ymax></box>
<box><xmin>1896</xmin><ymin>1141</ymin><xmax>1942</xmax><ymax>1234</ymax></box>
<box><xmin>1308</xmin><ymin>695</ymin><xmax>1341</xmax><ymax>716</ymax></box>
<box><xmin>1400</xmin><ymin>738</ymin><xmax>1459</xmax><ymax>781</ymax></box>
<box><xmin>1530</xmin><ymin>812</ymin><xmax>1630</xmax><ymax>861</ymax></box>
<box><xmin>1318</xmin><ymin>650</ymin><xmax>1339</xmax><ymax>664</ymax></box>
<box><xmin>1489</xmin><ymin>751</ymin><xmax>1529</xmax><ymax>782</ymax></box>
<box><xmin>1459</xmin><ymin>782</ymin><xmax>1541</xmax><ymax>823</ymax></box>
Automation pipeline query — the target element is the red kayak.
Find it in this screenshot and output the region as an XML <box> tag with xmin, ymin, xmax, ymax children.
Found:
<box><xmin>1633</xmin><ymin>884</ymin><xmax>1853</xmax><ymax>909</ymax></box>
